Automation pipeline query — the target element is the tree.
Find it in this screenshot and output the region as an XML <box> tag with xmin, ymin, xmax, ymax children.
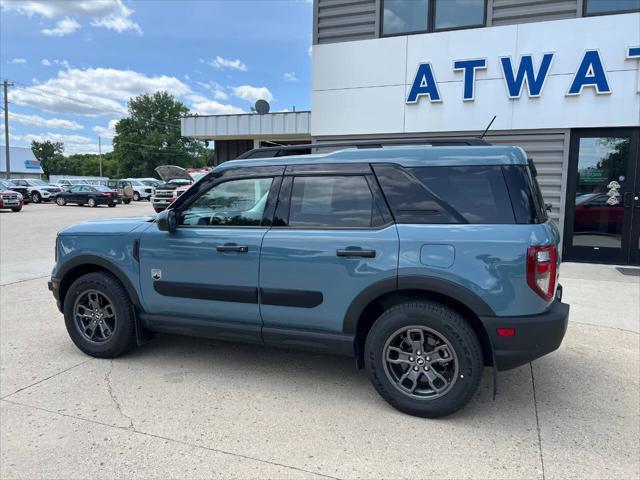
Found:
<box><xmin>31</xmin><ymin>140</ymin><xmax>64</xmax><ymax>178</ymax></box>
<box><xmin>111</xmin><ymin>91</ymin><xmax>210</xmax><ymax>178</ymax></box>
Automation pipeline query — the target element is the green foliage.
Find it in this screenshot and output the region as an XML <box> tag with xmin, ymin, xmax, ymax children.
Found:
<box><xmin>46</xmin><ymin>91</ymin><xmax>212</xmax><ymax>178</ymax></box>
<box><xmin>111</xmin><ymin>91</ymin><xmax>210</xmax><ymax>177</ymax></box>
<box><xmin>31</xmin><ymin>140</ymin><xmax>64</xmax><ymax>177</ymax></box>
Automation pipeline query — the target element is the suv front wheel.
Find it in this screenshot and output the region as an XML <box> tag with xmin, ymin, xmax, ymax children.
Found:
<box><xmin>365</xmin><ymin>301</ymin><xmax>483</xmax><ymax>418</ymax></box>
<box><xmin>63</xmin><ymin>272</ymin><xmax>137</xmax><ymax>358</ymax></box>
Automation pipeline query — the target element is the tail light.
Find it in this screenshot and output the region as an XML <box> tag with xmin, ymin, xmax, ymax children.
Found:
<box><xmin>101</xmin><ymin>192</ymin><xmax>111</xmax><ymax>197</ymax></box>
<box><xmin>527</xmin><ymin>245</ymin><xmax>557</xmax><ymax>301</ymax></box>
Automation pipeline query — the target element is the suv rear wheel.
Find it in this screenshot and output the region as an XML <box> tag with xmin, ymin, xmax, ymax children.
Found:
<box><xmin>63</xmin><ymin>272</ymin><xmax>137</xmax><ymax>358</ymax></box>
<box><xmin>365</xmin><ymin>301</ymin><xmax>483</xmax><ymax>418</ymax></box>
<box><xmin>31</xmin><ymin>191</ymin><xmax>41</xmax><ymax>203</ymax></box>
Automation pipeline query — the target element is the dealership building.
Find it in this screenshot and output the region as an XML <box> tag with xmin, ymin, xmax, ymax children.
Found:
<box><xmin>182</xmin><ymin>0</ymin><xmax>640</xmax><ymax>265</ymax></box>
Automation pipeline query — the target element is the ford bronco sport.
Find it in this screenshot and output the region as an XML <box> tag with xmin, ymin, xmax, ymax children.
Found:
<box><xmin>49</xmin><ymin>145</ymin><xmax>569</xmax><ymax>418</ymax></box>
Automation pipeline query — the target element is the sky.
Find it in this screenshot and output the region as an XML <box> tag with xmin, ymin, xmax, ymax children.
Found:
<box><xmin>0</xmin><ymin>0</ymin><xmax>313</xmax><ymax>155</ymax></box>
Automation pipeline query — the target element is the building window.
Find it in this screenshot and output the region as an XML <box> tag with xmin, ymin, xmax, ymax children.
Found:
<box><xmin>381</xmin><ymin>0</ymin><xmax>485</xmax><ymax>37</ymax></box>
<box><xmin>584</xmin><ymin>0</ymin><xmax>640</xmax><ymax>15</ymax></box>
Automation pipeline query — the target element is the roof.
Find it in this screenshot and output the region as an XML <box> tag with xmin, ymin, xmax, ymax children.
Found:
<box><xmin>181</xmin><ymin>111</ymin><xmax>311</xmax><ymax>140</ymax></box>
<box><xmin>217</xmin><ymin>145</ymin><xmax>528</xmax><ymax>171</ymax></box>
<box><xmin>0</xmin><ymin>146</ymin><xmax>44</xmax><ymax>174</ymax></box>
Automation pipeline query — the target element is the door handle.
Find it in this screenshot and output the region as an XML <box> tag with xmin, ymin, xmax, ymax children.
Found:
<box><xmin>216</xmin><ymin>243</ymin><xmax>248</xmax><ymax>253</ymax></box>
<box><xmin>336</xmin><ymin>248</ymin><xmax>376</xmax><ymax>258</ymax></box>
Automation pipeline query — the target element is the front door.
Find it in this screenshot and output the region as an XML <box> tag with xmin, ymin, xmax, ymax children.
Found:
<box><xmin>139</xmin><ymin>174</ymin><xmax>279</xmax><ymax>342</ymax></box>
<box><xmin>563</xmin><ymin>128</ymin><xmax>640</xmax><ymax>265</ymax></box>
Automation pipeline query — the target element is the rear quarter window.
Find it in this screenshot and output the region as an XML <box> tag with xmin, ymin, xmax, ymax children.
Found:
<box><xmin>408</xmin><ymin>166</ymin><xmax>515</xmax><ymax>224</ymax></box>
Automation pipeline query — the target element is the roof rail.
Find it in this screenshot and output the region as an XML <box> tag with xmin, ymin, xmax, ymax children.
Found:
<box><xmin>235</xmin><ymin>138</ymin><xmax>491</xmax><ymax>160</ymax></box>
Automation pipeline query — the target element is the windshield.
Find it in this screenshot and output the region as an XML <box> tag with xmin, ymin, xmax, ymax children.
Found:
<box><xmin>168</xmin><ymin>179</ymin><xmax>191</xmax><ymax>185</ymax></box>
<box><xmin>130</xmin><ymin>180</ymin><xmax>144</xmax><ymax>186</ymax></box>
<box><xmin>30</xmin><ymin>180</ymin><xmax>49</xmax><ymax>186</ymax></box>
<box><xmin>0</xmin><ymin>180</ymin><xmax>16</xmax><ymax>189</ymax></box>
<box><xmin>190</xmin><ymin>172</ymin><xmax>207</xmax><ymax>183</ymax></box>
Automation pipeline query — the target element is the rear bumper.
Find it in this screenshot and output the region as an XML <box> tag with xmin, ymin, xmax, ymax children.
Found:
<box><xmin>481</xmin><ymin>297</ymin><xmax>570</xmax><ymax>371</ymax></box>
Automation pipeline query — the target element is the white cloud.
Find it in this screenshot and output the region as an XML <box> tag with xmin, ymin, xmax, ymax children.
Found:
<box><xmin>284</xmin><ymin>72</ymin><xmax>298</xmax><ymax>82</ymax></box>
<box><xmin>12</xmin><ymin>131</ymin><xmax>112</xmax><ymax>155</ymax></box>
<box><xmin>232</xmin><ymin>85</ymin><xmax>273</xmax><ymax>103</ymax></box>
<box><xmin>186</xmin><ymin>94</ymin><xmax>244</xmax><ymax>115</ymax></box>
<box><xmin>41</xmin><ymin>17</ymin><xmax>80</xmax><ymax>36</ymax></box>
<box><xmin>0</xmin><ymin>0</ymin><xmax>142</xmax><ymax>35</ymax></box>
<box><xmin>92</xmin><ymin>119</ymin><xmax>119</xmax><ymax>139</ymax></box>
<box><xmin>8</xmin><ymin>57</ymin><xmax>26</xmax><ymax>64</ymax></box>
<box><xmin>41</xmin><ymin>59</ymin><xmax>52</xmax><ymax>66</ymax></box>
<box><xmin>184</xmin><ymin>74</ymin><xmax>190</xmax><ymax>80</ymax></box>
<box><xmin>197</xmin><ymin>81</ymin><xmax>228</xmax><ymax>100</ymax></box>
<box><xmin>208</xmin><ymin>56</ymin><xmax>247</xmax><ymax>72</ymax></box>
<box><xmin>308</xmin><ymin>45</ymin><xmax>312</xmax><ymax>56</ymax></box>
<box><xmin>9</xmin><ymin>67</ymin><xmax>190</xmax><ymax>117</ymax></box>
<box><xmin>41</xmin><ymin>58</ymin><xmax>69</xmax><ymax>67</ymax></box>
<box><xmin>9</xmin><ymin>112</ymin><xmax>84</xmax><ymax>130</ymax></box>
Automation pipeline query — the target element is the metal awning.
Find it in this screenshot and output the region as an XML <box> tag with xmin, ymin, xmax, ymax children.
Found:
<box><xmin>181</xmin><ymin>111</ymin><xmax>311</xmax><ymax>141</ymax></box>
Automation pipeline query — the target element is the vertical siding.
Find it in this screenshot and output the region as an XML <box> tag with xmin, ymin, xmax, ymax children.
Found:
<box><xmin>488</xmin><ymin>0</ymin><xmax>579</xmax><ymax>26</ymax></box>
<box><xmin>315</xmin><ymin>0</ymin><xmax>377</xmax><ymax>44</ymax></box>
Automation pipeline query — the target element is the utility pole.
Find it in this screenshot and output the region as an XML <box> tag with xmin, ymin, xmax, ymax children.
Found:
<box><xmin>98</xmin><ymin>135</ymin><xmax>103</xmax><ymax>178</ymax></box>
<box><xmin>3</xmin><ymin>80</ymin><xmax>14</xmax><ymax>179</ymax></box>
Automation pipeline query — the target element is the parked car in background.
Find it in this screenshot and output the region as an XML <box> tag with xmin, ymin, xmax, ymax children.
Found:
<box><xmin>170</xmin><ymin>171</ymin><xmax>209</xmax><ymax>202</ymax></box>
<box><xmin>139</xmin><ymin>178</ymin><xmax>162</xmax><ymax>188</ymax></box>
<box><xmin>0</xmin><ymin>179</ymin><xmax>30</xmax><ymax>204</ymax></box>
<box><xmin>106</xmin><ymin>180</ymin><xmax>134</xmax><ymax>204</ymax></box>
<box><xmin>0</xmin><ymin>180</ymin><xmax>24</xmax><ymax>212</ymax></box>
<box><xmin>49</xmin><ymin>145</ymin><xmax>569</xmax><ymax>418</ymax></box>
<box><xmin>122</xmin><ymin>179</ymin><xmax>155</xmax><ymax>201</ymax></box>
<box><xmin>10</xmin><ymin>179</ymin><xmax>63</xmax><ymax>203</ymax></box>
<box><xmin>151</xmin><ymin>166</ymin><xmax>192</xmax><ymax>213</ymax></box>
<box><xmin>54</xmin><ymin>185</ymin><xmax>121</xmax><ymax>208</ymax></box>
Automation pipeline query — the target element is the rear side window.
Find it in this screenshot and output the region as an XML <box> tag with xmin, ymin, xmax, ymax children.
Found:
<box><xmin>288</xmin><ymin>175</ymin><xmax>382</xmax><ymax>228</ymax></box>
<box><xmin>410</xmin><ymin>166</ymin><xmax>515</xmax><ymax>224</ymax></box>
<box><xmin>502</xmin><ymin>165</ymin><xmax>547</xmax><ymax>224</ymax></box>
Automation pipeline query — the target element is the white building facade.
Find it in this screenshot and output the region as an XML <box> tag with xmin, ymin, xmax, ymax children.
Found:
<box><xmin>311</xmin><ymin>0</ymin><xmax>640</xmax><ymax>265</ymax></box>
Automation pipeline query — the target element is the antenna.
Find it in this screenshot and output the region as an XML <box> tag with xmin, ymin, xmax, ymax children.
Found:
<box><xmin>479</xmin><ymin>115</ymin><xmax>496</xmax><ymax>140</ymax></box>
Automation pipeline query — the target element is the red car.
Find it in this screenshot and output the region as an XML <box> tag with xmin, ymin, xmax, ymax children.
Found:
<box><xmin>0</xmin><ymin>179</ymin><xmax>24</xmax><ymax>212</ymax></box>
<box><xmin>574</xmin><ymin>193</ymin><xmax>623</xmax><ymax>234</ymax></box>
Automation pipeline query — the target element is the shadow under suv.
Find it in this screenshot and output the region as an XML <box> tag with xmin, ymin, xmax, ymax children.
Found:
<box><xmin>49</xmin><ymin>145</ymin><xmax>569</xmax><ymax>418</ymax></box>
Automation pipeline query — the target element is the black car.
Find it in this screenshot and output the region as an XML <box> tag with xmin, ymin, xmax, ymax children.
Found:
<box><xmin>54</xmin><ymin>185</ymin><xmax>121</xmax><ymax>207</ymax></box>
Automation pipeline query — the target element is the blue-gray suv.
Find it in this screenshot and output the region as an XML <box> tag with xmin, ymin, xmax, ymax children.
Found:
<box><xmin>49</xmin><ymin>146</ymin><xmax>569</xmax><ymax>417</ymax></box>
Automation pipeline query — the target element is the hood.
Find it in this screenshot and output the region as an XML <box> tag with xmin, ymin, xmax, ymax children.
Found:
<box><xmin>154</xmin><ymin>165</ymin><xmax>192</xmax><ymax>182</ymax></box>
<box><xmin>59</xmin><ymin>216</ymin><xmax>155</xmax><ymax>236</ymax></box>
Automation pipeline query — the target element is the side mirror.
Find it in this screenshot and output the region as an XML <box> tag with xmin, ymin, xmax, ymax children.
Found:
<box><xmin>157</xmin><ymin>209</ymin><xmax>177</xmax><ymax>233</ymax></box>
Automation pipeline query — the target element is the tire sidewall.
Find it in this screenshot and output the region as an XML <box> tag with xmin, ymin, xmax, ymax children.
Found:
<box><xmin>56</xmin><ymin>196</ymin><xmax>66</xmax><ymax>206</ymax></box>
<box><xmin>133</xmin><ymin>192</ymin><xmax>140</xmax><ymax>201</ymax></box>
<box><xmin>365</xmin><ymin>302</ymin><xmax>483</xmax><ymax>418</ymax></box>
<box><xmin>88</xmin><ymin>197</ymin><xmax>96</xmax><ymax>207</ymax></box>
<box><xmin>31</xmin><ymin>191</ymin><xmax>41</xmax><ymax>203</ymax></box>
<box><xmin>63</xmin><ymin>273</ymin><xmax>135</xmax><ymax>357</ymax></box>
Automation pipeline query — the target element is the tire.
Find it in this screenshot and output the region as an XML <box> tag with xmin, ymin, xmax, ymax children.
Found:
<box><xmin>108</xmin><ymin>203</ymin><xmax>116</xmax><ymax>208</ymax></box>
<box><xmin>31</xmin><ymin>191</ymin><xmax>41</xmax><ymax>203</ymax></box>
<box><xmin>63</xmin><ymin>272</ymin><xmax>137</xmax><ymax>358</ymax></box>
<box><xmin>364</xmin><ymin>301</ymin><xmax>483</xmax><ymax>418</ymax></box>
<box><xmin>87</xmin><ymin>197</ymin><xmax>97</xmax><ymax>208</ymax></box>
<box><xmin>133</xmin><ymin>192</ymin><xmax>140</xmax><ymax>201</ymax></box>
<box><xmin>123</xmin><ymin>199</ymin><xmax>131</xmax><ymax>205</ymax></box>
<box><xmin>11</xmin><ymin>206</ymin><xmax>22</xmax><ymax>212</ymax></box>
<box><xmin>56</xmin><ymin>196</ymin><xmax>66</xmax><ymax>206</ymax></box>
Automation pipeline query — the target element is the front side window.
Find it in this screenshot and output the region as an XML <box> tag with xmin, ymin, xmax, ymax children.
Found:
<box><xmin>288</xmin><ymin>175</ymin><xmax>380</xmax><ymax>228</ymax></box>
<box><xmin>179</xmin><ymin>177</ymin><xmax>273</xmax><ymax>227</ymax></box>
<box><xmin>382</xmin><ymin>0</ymin><xmax>485</xmax><ymax>36</ymax></box>
<box><xmin>584</xmin><ymin>0</ymin><xmax>640</xmax><ymax>15</ymax></box>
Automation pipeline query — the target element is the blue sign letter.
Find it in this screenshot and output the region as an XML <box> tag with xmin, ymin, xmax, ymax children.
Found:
<box><xmin>407</xmin><ymin>63</ymin><xmax>442</xmax><ymax>103</ymax></box>
<box><xmin>567</xmin><ymin>50</ymin><xmax>611</xmax><ymax>95</ymax></box>
<box><xmin>500</xmin><ymin>54</ymin><xmax>554</xmax><ymax>98</ymax></box>
<box><xmin>453</xmin><ymin>58</ymin><xmax>487</xmax><ymax>101</ymax></box>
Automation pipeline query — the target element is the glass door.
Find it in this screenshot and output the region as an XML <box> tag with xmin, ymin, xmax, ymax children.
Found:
<box><xmin>563</xmin><ymin>128</ymin><xmax>640</xmax><ymax>265</ymax></box>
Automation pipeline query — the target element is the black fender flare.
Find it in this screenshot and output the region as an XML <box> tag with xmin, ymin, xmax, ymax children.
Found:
<box><xmin>342</xmin><ymin>275</ymin><xmax>496</xmax><ymax>334</ymax></box>
<box><xmin>56</xmin><ymin>254</ymin><xmax>143</xmax><ymax>310</ymax></box>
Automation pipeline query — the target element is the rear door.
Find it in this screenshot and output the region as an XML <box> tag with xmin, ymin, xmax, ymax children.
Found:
<box><xmin>259</xmin><ymin>163</ymin><xmax>399</xmax><ymax>351</ymax></box>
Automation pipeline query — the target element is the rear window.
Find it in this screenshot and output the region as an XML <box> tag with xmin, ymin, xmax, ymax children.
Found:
<box><xmin>409</xmin><ymin>166</ymin><xmax>515</xmax><ymax>224</ymax></box>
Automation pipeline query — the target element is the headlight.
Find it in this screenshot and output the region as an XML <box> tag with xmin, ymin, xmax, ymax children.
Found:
<box><xmin>16</xmin><ymin>192</ymin><xmax>23</xmax><ymax>200</ymax></box>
